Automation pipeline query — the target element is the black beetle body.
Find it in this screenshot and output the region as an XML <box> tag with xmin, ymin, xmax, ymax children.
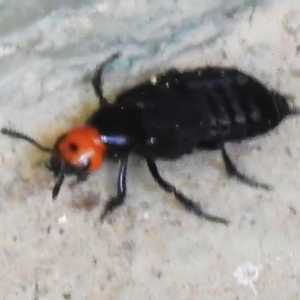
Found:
<box><xmin>2</xmin><ymin>54</ymin><xmax>297</xmax><ymax>225</ymax></box>
<box><xmin>89</xmin><ymin>66</ymin><xmax>291</xmax><ymax>159</ymax></box>
<box><xmin>85</xmin><ymin>54</ymin><xmax>297</xmax><ymax>224</ymax></box>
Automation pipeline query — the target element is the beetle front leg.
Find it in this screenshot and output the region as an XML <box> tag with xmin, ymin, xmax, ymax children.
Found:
<box><xmin>146</xmin><ymin>158</ymin><xmax>229</xmax><ymax>225</ymax></box>
<box><xmin>100</xmin><ymin>152</ymin><xmax>129</xmax><ymax>220</ymax></box>
<box><xmin>221</xmin><ymin>144</ymin><xmax>271</xmax><ymax>190</ymax></box>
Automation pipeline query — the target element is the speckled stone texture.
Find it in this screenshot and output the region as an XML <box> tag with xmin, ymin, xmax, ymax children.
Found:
<box><xmin>0</xmin><ymin>0</ymin><xmax>300</xmax><ymax>299</ymax></box>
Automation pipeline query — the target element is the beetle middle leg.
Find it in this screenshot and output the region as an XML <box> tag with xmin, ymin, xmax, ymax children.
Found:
<box><xmin>92</xmin><ymin>52</ymin><xmax>120</xmax><ymax>107</ymax></box>
<box><xmin>220</xmin><ymin>144</ymin><xmax>271</xmax><ymax>190</ymax></box>
<box><xmin>100</xmin><ymin>152</ymin><xmax>129</xmax><ymax>220</ymax></box>
<box><xmin>146</xmin><ymin>158</ymin><xmax>229</xmax><ymax>225</ymax></box>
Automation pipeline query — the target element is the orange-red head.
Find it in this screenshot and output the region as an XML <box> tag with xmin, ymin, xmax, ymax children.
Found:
<box><xmin>52</xmin><ymin>125</ymin><xmax>106</xmax><ymax>173</ymax></box>
<box><xmin>1</xmin><ymin>125</ymin><xmax>106</xmax><ymax>199</ymax></box>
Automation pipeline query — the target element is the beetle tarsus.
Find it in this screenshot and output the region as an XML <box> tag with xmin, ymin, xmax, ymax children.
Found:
<box><xmin>221</xmin><ymin>144</ymin><xmax>271</xmax><ymax>190</ymax></box>
<box><xmin>100</xmin><ymin>196</ymin><xmax>125</xmax><ymax>221</ymax></box>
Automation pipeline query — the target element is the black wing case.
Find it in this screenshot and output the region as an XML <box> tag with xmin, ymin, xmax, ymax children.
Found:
<box><xmin>115</xmin><ymin>67</ymin><xmax>291</xmax><ymax>158</ymax></box>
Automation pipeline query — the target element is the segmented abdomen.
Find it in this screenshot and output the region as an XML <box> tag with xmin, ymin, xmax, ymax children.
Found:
<box><xmin>189</xmin><ymin>68</ymin><xmax>291</xmax><ymax>142</ymax></box>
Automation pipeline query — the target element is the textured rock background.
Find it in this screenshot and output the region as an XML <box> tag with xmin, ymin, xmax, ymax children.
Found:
<box><xmin>0</xmin><ymin>0</ymin><xmax>300</xmax><ymax>299</ymax></box>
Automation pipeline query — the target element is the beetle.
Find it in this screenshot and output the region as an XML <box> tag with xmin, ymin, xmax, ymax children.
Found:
<box><xmin>2</xmin><ymin>53</ymin><xmax>298</xmax><ymax>225</ymax></box>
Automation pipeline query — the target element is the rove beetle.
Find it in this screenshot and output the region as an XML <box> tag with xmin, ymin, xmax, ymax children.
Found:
<box><xmin>2</xmin><ymin>53</ymin><xmax>299</xmax><ymax>225</ymax></box>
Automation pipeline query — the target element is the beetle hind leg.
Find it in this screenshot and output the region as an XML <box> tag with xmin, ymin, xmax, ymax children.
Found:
<box><xmin>146</xmin><ymin>158</ymin><xmax>229</xmax><ymax>225</ymax></box>
<box><xmin>221</xmin><ymin>144</ymin><xmax>272</xmax><ymax>190</ymax></box>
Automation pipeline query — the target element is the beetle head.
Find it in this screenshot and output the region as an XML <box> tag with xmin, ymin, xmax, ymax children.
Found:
<box><xmin>1</xmin><ymin>126</ymin><xmax>106</xmax><ymax>199</ymax></box>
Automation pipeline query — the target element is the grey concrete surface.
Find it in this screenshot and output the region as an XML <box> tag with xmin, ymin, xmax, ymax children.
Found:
<box><xmin>0</xmin><ymin>0</ymin><xmax>300</xmax><ymax>299</ymax></box>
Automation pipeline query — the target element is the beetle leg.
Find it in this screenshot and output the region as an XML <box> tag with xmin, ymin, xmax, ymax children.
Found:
<box><xmin>146</xmin><ymin>158</ymin><xmax>229</xmax><ymax>225</ymax></box>
<box><xmin>100</xmin><ymin>152</ymin><xmax>129</xmax><ymax>220</ymax></box>
<box><xmin>92</xmin><ymin>52</ymin><xmax>120</xmax><ymax>107</ymax></box>
<box><xmin>221</xmin><ymin>144</ymin><xmax>271</xmax><ymax>190</ymax></box>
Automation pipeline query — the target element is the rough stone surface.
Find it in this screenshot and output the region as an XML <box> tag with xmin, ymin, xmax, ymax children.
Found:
<box><xmin>0</xmin><ymin>0</ymin><xmax>300</xmax><ymax>299</ymax></box>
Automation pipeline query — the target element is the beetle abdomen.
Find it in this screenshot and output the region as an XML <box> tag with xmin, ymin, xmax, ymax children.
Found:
<box><xmin>187</xmin><ymin>67</ymin><xmax>292</xmax><ymax>142</ymax></box>
<box><xmin>115</xmin><ymin>66</ymin><xmax>295</xmax><ymax>157</ymax></box>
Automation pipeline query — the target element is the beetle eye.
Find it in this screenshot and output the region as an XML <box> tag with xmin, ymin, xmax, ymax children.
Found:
<box><xmin>69</xmin><ymin>143</ymin><xmax>78</xmax><ymax>152</ymax></box>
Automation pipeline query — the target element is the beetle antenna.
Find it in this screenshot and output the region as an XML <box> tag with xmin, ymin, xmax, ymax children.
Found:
<box><xmin>1</xmin><ymin>128</ymin><xmax>52</xmax><ymax>152</ymax></box>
